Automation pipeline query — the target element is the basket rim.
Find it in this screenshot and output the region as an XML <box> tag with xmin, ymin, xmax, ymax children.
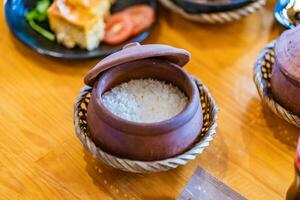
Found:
<box><xmin>253</xmin><ymin>40</ymin><xmax>300</xmax><ymax>128</ymax></box>
<box><xmin>158</xmin><ymin>0</ymin><xmax>266</xmax><ymax>24</ymax></box>
<box><xmin>74</xmin><ymin>77</ymin><xmax>218</xmax><ymax>172</ymax></box>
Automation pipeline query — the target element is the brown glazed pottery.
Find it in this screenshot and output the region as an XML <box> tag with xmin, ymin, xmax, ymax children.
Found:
<box><xmin>272</xmin><ymin>25</ymin><xmax>300</xmax><ymax>116</ymax></box>
<box><xmin>84</xmin><ymin>42</ymin><xmax>203</xmax><ymax>161</ymax></box>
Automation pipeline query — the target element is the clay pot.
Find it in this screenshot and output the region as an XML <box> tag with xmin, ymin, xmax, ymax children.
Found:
<box><xmin>84</xmin><ymin>43</ymin><xmax>203</xmax><ymax>161</ymax></box>
<box><xmin>271</xmin><ymin>26</ymin><xmax>300</xmax><ymax>116</ymax></box>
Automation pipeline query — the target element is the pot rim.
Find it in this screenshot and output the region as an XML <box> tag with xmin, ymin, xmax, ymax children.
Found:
<box><xmin>90</xmin><ymin>58</ymin><xmax>200</xmax><ymax>136</ymax></box>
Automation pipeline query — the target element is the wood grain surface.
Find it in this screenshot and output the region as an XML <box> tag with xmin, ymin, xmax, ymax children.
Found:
<box><xmin>1</xmin><ymin>0</ymin><xmax>299</xmax><ymax>199</ymax></box>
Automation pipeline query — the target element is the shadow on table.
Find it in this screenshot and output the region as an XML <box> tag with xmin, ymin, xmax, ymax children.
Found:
<box><xmin>83</xmin><ymin>148</ymin><xmax>182</xmax><ymax>200</ymax></box>
<box><xmin>244</xmin><ymin>96</ymin><xmax>298</xmax><ymax>148</ymax></box>
<box><xmin>192</xmin><ymin>129</ymin><xmax>229</xmax><ymax>179</ymax></box>
<box><xmin>263</xmin><ymin>106</ymin><xmax>299</xmax><ymax>148</ymax></box>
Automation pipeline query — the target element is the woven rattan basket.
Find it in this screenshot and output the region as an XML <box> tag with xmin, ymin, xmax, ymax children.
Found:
<box><xmin>158</xmin><ymin>0</ymin><xmax>266</xmax><ymax>24</ymax></box>
<box><xmin>74</xmin><ymin>77</ymin><xmax>218</xmax><ymax>173</ymax></box>
<box><xmin>253</xmin><ymin>41</ymin><xmax>300</xmax><ymax>128</ymax></box>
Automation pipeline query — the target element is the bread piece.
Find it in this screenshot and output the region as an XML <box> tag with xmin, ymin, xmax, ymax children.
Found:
<box><xmin>48</xmin><ymin>0</ymin><xmax>110</xmax><ymax>50</ymax></box>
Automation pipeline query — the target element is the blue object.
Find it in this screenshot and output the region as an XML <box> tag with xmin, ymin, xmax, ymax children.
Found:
<box><xmin>274</xmin><ymin>0</ymin><xmax>296</xmax><ymax>29</ymax></box>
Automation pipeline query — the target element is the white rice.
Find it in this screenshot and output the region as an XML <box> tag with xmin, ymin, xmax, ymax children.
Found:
<box><xmin>102</xmin><ymin>79</ymin><xmax>188</xmax><ymax>123</ymax></box>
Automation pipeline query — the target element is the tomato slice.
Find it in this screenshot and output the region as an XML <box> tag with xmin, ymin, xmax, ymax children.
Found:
<box><xmin>123</xmin><ymin>5</ymin><xmax>155</xmax><ymax>35</ymax></box>
<box><xmin>104</xmin><ymin>13</ymin><xmax>133</xmax><ymax>45</ymax></box>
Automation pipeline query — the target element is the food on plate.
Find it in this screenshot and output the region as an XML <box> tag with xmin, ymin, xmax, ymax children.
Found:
<box><xmin>123</xmin><ymin>5</ymin><xmax>155</xmax><ymax>35</ymax></box>
<box><xmin>271</xmin><ymin>25</ymin><xmax>300</xmax><ymax>115</ymax></box>
<box><xmin>48</xmin><ymin>0</ymin><xmax>111</xmax><ymax>50</ymax></box>
<box><xmin>25</xmin><ymin>0</ymin><xmax>55</xmax><ymax>41</ymax></box>
<box><xmin>103</xmin><ymin>13</ymin><xmax>133</xmax><ymax>45</ymax></box>
<box><xmin>104</xmin><ymin>5</ymin><xmax>155</xmax><ymax>45</ymax></box>
<box><xmin>25</xmin><ymin>0</ymin><xmax>155</xmax><ymax>50</ymax></box>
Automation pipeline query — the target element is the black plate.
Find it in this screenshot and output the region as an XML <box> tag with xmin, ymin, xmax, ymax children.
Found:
<box><xmin>274</xmin><ymin>0</ymin><xmax>295</xmax><ymax>29</ymax></box>
<box><xmin>172</xmin><ymin>0</ymin><xmax>254</xmax><ymax>13</ymax></box>
<box><xmin>4</xmin><ymin>0</ymin><xmax>157</xmax><ymax>59</ymax></box>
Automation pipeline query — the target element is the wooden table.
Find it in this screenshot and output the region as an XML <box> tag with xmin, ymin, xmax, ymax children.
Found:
<box><xmin>1</xmin><ymin>1</ymin><xmax>299</xmax><ymax>199</ymax></box>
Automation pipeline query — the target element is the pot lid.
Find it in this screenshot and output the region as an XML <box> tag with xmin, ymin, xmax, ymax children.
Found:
<box><xmin>84</xmin><ymin>42</ymin><xmax>191</xmax><ymax>86</ymax></box>
<box><xmin>275</xmin><ymin>26</ymin><xmax>300</xmax><ymax>83</ymax></box>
